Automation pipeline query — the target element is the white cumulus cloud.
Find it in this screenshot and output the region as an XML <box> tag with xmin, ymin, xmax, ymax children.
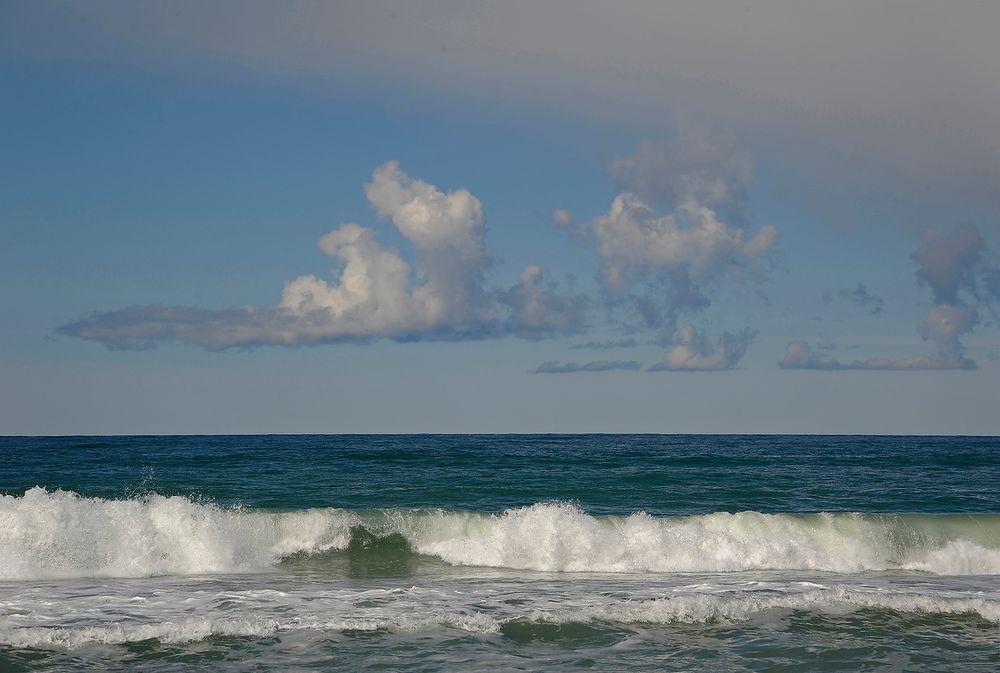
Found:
<box><xmin>60</xmin><ymin>162</ymin><xmax>584</xmax><ymax>349</ymax></box>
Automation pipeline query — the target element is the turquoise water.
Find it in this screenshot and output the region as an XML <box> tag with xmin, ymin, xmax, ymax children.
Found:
<box><xmin>0</xmin><ymin>435</ymin><xmax>998</xmax><ymax>671</ymax></box>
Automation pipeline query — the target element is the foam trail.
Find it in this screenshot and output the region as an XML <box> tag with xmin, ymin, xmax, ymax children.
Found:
<box><xmin>1</xmin><ymin>590</ymin><xmax>997</xmax><ymax>649</ymax></box>
<box><xmin>2</xmin><ymin>489</ymin><xmax>999</xmax><ymax>580</ymax></box>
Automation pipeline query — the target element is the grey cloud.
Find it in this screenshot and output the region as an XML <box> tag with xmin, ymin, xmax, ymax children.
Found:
<box><xmin>9</xmin><ymin>2</ymin><xmax>1000</xmax><ymax>214</ymax></box>
<box><xmin>60</xmin><ymin>163</ymin><xmax>584</xmax><ymax>350</ymax></box>
<box><xmin>569</xmin><ymin>337</ymin><xmax>637</xmax><ymax>350</ymax></box>
<box><xmin>498</xmin><ymin>265</ymin><xmax>588</xmax><ymax>339</ymax></box>
<box><xmin>912</xmin><ymin>223</ymin><xmax>987</xmax><ymax>304</ymax></box>
<box><xmin>608</xmin><ymin>134</ymin><xmax>752</xmax><ymax>216</ymax></box>
<box><xmin>59</xmin><ymin>305</ymin><xmax>314</xmax><ymax>352</ymax></box>
<box><xmin>783</xmin><ymin>223</ymin><xmax>993</xmax><ymax>371</ymax></box>
<box><xmin>567</xmin><ymin>137</ymin><xmax>774</xmax><ymax>367</ymax></box>
<box><xmin>530</xmin><ymin>360</ymin><xmax>642</xmax><ymax>374</ymax></box>
<box><xmin>779</xmin><ymin>337</ymin><xmax>975</xmax><ymax>371</ymax></box>
<box><xmin>838</xmin><ymin>283</ymin><xmax>885</xmax><ymax>315</ymax></box>
<box><xmin>649</xmin><ymin>324</ymin><xmax>756</xmax><ymax>371</ymax></box>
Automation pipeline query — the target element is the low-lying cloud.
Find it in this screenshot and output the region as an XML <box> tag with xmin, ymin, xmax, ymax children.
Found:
<box><xmin>60</xmin><ymin>163</ymin><xmax>586</xmax><ymax>350</ymax></box>
<box><xmin>530</xmin><ymin>360</ymin><xmax>642</xmax><ymax>374</ymax></box>
<box><xmin>650</xmin><ymin>324</ymin><xmax>757</xmax><ymax>371</ymax></box>
<box><xmin>569</xmin><ymin>337</ymin><xmax>638</xmax><ymax>350</ymax></box>
<box><xmin>782</xmin><ymin>223</ymin><xmax>994</xmax><ymax>371</ymax></box>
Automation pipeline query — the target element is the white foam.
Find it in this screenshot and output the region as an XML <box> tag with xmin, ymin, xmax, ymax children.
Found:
<box><xmin>2</xmin><ymin>489</ymin><xmax>999</xmax><ymax>580</ymax></box>
<box><xmin>0</xmin><ymin>487</ymin><xmax>356</xmax><ymax>580</ymax></box>
<box><xmin>408</xmin><ymin>502</ymin><xmax>1000</xmax><ymax>575</ymax></box>
<box><xmin>0</xmin><ymin>587</ymin><xmax>996</xmax><ymax>649</ymax></box>
<box><xmin>552</xmin><ymin>589</ymin><xmax>1000</xmax><ymax>625</ymax></box>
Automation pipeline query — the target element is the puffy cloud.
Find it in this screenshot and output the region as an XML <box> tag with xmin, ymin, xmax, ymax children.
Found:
<box><xmin>278</xmin><ymin>223</ymin><xmax>432</xmax><ymax>337</ymax></box>
<box><xmin>530</xmin><ymin>360</ymin><xmax>642</xmax><ymax>374</ymax></box>
<box><xmin>649</xmin><ymin>324</ymin><xmax>757</xmax><ymax>371</ymax></box>
<box><xmin>778</xmin><ymin>340</ymin><xmax>844</xmax><ymax>370</ymax></box>
<box><xmin>61</xmin><ymin>163</ymin><xmax>584</xmax><ymax>350</ymax></box>
<box><xmin>589</xmin><ymin>194</ymin><xmax>777</xmax><ymax>291</ymax></box>
<box><xmin>499</xmin><ymin>265</ymin><xmax>588</xmax><ymax>339</ymax></box>
<box><xmin>559</xmin><ymin>137</ymin><xmax>776</xmax><ymax>370</ymax></box>
<box><xmin>361</xmin><ymin>161</ymin><xmax>495</xmax><ymax>328</ymax></box>
<box><xmin>837</xmin><ymin>283</ymin><xmax>885</xmax><ymax>316</ymax></box>
<box><xmin>916</xmin><ymin>303</ymin><xmax>977</xmax><ymax>368</ymax></box>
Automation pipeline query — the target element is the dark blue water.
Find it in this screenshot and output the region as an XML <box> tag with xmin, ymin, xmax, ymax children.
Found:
<box><xmin>2</xmin><ymin>434</ymin><xmax>998</xmax><ymax>513</ymax></box>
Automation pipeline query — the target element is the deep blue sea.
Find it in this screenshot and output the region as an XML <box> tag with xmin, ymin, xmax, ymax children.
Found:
<box><xmin>0</xmin><ymin>435</ymin><xmax>998</xmax><ymax>671</ymax></box>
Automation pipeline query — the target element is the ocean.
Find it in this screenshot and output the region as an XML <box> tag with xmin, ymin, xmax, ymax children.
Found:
<box><xmin>0</xmin><ymin>434</ymin><xmax>997</xmax><ymax>671</ymax></box>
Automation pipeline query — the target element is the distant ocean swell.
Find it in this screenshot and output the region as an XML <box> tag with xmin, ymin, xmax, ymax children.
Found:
<box><xmin>3</xmin><ymin>487</ymin><xmax>1000</xmax><ymax>580</ymax></box>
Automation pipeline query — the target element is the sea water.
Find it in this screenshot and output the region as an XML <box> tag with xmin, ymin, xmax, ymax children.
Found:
<box><xmin>0</xmin><ymin>435</ymin><xmax>997</xmax><ymax>671</ymax></box>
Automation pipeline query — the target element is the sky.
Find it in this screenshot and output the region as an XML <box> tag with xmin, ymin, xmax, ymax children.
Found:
<box><xmin>2</xmin><ymin>1</ymin><xmax>999</xmax><ymax>435</ymax></box>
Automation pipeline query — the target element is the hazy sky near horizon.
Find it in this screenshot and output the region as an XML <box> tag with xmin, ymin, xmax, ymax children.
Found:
<box><xmin>2</xmin><ymin>1</ymin><xmax>999</xmax><ymax>434</ymax></box>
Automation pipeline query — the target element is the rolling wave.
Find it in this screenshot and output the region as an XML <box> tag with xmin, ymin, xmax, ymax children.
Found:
<box><xmin>2</xmin><ymin>488</ymin><xmax>999</xmax><ymax>580</ymax></box>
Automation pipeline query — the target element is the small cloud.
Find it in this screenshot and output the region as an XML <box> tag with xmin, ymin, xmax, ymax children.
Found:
<box><xmin>551</xmin><ymin>208</ymin><xmax>589</xmax><ymax>239</ymax></box>
<box><xmin>837</xmin><ymin>283</ymin><xmax>885</xmax><ymax>315</ymax></box>
<box><xmin>778</xmin><ymin>340</ymin><xmax>846</xmax><ymax>370</ymax></box>
<box><xmin>784</xmin><ymin>223</ymin><xmax>993</xmax><ymax>371</ymax></box>
<box><xmin>530</xmin><ymin>360</ymin><xmax>642</xmax><ymax>374</ymax></box>
<box><xmin>499</xmin><ymin>265</ymin><xmax>588</xmax><ymax>339</ymax></box>
<box><xmin>569</xmin><ymin>337</ymin><xmax>637</xmax><ymax>350</ymax></box>
<box><xmin>912</xmin><ymin>222</ymin><xmax>986</xmax><ymax>304</ymax></box>
<box><xmin>650</xmin><ymin>324</ymin><xmax>756</xmax><ymax>371</ymax></box>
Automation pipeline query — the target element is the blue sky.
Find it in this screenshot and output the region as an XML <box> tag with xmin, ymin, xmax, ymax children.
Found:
<box><xmin>2</xmin><ymin>2</ymin><xmax>999</xmax><ymax>434</ymax></box>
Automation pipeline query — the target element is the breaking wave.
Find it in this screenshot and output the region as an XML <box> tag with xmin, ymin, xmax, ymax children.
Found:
<box><xmin>2</xmin><ymin>488</ymin><xmax>999</xmax><ymax>580</ymax></box>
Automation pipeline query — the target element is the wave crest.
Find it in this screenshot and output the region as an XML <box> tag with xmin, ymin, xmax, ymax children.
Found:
<box><xmin>1</xmin><ymin>489</ymin><xmax>998</xmax><ymax>580</ymax></box>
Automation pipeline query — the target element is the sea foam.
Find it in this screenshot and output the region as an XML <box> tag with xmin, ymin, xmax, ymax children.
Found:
<box><xmin>2</xmin><ymin>488</ymin><xmax>998</xmax><ymax>580</ymax></box>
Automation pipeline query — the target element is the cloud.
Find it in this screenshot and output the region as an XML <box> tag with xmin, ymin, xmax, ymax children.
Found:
<box><xmin>561</xmin><ymin>136</ymin><xmax>774</xmax><ymax>370</ymax></box>
<box><xmin>837</xmin><ymin>283</ymin><xmax>885</xmax><ymax>315</ymax></box>
<box><xmin>782</xmin><ymin>223</ymin><xmax>991</xmax><ymax>371</ymax></box>
<box><xmin>10</xmin><ymin>2</ymin><xmax>1000</xmax><ymax>216</ymax></box>
<box><xmin>649</xmin><ymin>324</ymin><xmax>757</xmax><ymax>371</ymax></box>
<box><xmin>586</xmin><ymin>185</ymin><xmax>776</xmax><ymax>295</ymax></box>
<box><xmin>499</xmin><ymin>265</ymin><xmax>588</xmax><ymax>339</ymax></box>
<box><xmin>60</xmin><ymin>163</ymin><xmax>584</xmax><ymax>350</ymax></box>
<box><xmin>569</xmin><ymin>337</ymin><xmax>637</xmax><ymax>350</ymax></box>
<box><xmin>779</xmin><ymin>325</ymin><xmax>977</xmax><ymax>371</ymax></box>
<box><xmin>778</xmin><ymin>340</ymin><xmax>843</xmax><ymax>370</ymax></box>
<box><xmin>608</xmin><ymin>134</ymin><xmax>753</xmax><ymax>216</ymax></box>
<box><xmin>551</xmin><ymin>208</ymin><xmax>577</xmax><ymax>232</ymax></box>
<box><xmin>916</xmin><ymin>303</ymin><xmax>977</xmax><ymax>368</ymax></box>
<box><xmin>530</xmin><ymin>360</ymin><xmax>642</xmax><ymax>374</ymax></box>
<box><xmin>911</xmin><ymin>222</ymin><xmax>987</xmax><ymax>304</ymax></box>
